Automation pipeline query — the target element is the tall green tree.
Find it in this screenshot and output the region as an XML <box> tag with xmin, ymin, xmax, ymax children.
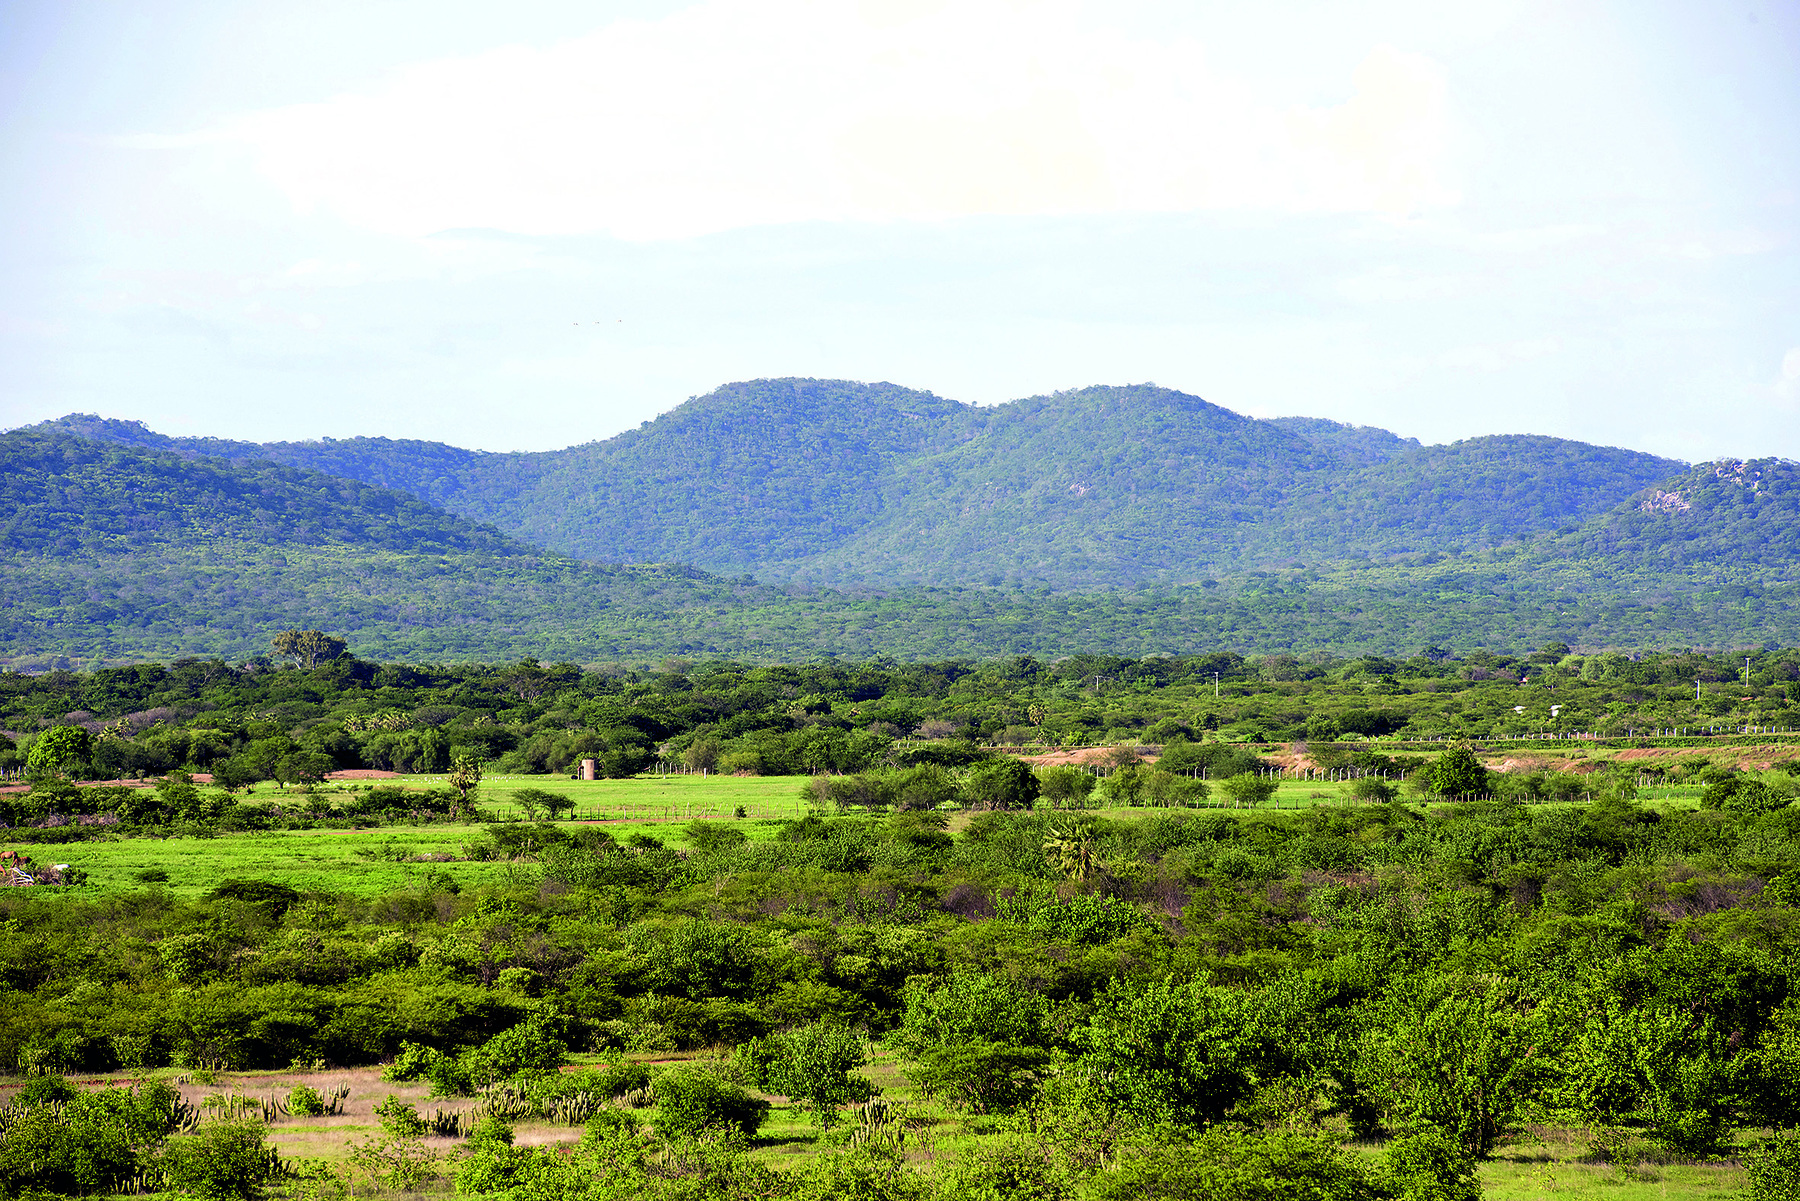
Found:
<box><xmin>768</xmin><ymin>1023</ymin><xmax>877</xmax><ymax>1129</ymax></box>
<box><xmin>270</xmin><ymin>629</ymin><xmax>347</xmax><ymax>669</ymax></box>
<box><xmin>1423</xmin><ymin>745</ymin><xmax>1490</xmax><ymax>797</ymax></box>
<box><xmin>25</xmin><ymin>726</ymin><xmax>91</xmax><ymax>781</ymax></box>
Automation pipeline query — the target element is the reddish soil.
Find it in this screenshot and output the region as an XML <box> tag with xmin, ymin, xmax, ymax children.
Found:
<box><xmin>1487</xmin><ymin>745</ymin><xmax>1800</xmax><ymax>773</ymax></box>
<box><xmin>324</xmin><ymin>769</ymin><xmax>400</xmax><ymax>780</ymax></box>
<box><xmin>1018</xmin><ymin>749</ymin><xmax>1161</xmax><ymax>768</ymax></box>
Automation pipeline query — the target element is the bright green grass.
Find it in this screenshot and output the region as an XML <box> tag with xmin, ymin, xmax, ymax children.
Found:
<box><xmin>28</xmin><ymin>773</ymin><xmax>1715</xmax><ymax>900</ymax></box>
<box><xmin>479</xmin><ymin>773</ymin><xmax>812</xmax><ymax>822</ymax></box>
<box><xmin>230</xmin><ymin>773</ymin><xmax>813</xmax><ymax>822</ymax></box>
<box><xmin>35</xmin><ymin>775</ymin><xmax>821</xmax><ymax>898</ymax></box>
<box><xmin>46</xmin><ymin>826</ymin><xmax>516</xmax><ymax>898</ymax></box>
<box><xmin>1478</xmin><ymin>1127</ymin><xmax>1746</xmax><ymax>1200</ymax></box>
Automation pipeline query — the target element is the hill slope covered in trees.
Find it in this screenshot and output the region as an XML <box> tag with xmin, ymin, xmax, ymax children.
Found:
<box><xmin>0</xmin><ymin>429</ymin><xmax>528</xmax><ymax>556</ymax></box>
<box><xmin>35</xmin><ymin>379</ymin><xmax>1688</xmax><ymax>586</ymax></box>
<box><xmin>11</xmin><ymin>381</ymin><xmax>1800</xmax><ymax>666</ymax></box>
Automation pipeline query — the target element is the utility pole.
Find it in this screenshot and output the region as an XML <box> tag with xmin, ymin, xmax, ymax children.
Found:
<box><xmin>1213</xmin><ymin>672</ymin><xmax>1220</xmax><ymax>698</ymax></box>
<box><xmin>1745</xmin><ymin>657</ymin><xmax>1752</xmax><ymax>687</ymax></box>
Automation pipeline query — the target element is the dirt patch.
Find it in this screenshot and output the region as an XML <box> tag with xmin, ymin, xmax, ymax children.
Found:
<box><xmin>325</xmin><ymin>769</ymin><xmax>401</xmax><ymax>780</ymax></box>
<box><xmin>1018</xmin><ymin>749</ymin><xmax>1161</xmax><ymax>768</ymax></box>
<box><xmin>1019</xmin><ymin>750</ymin><xmax>1106</xmax><ymax>767</ymax></box>
<box><xmin>1491</xmin><ymin>757</ymin><xmax>1560</xmax><ymax>773</ymax></box>
<box><xmin>1490</xmin><ymin>745</ymin><xmax>1800</xmax><ymax>773</ymax></box>
<box><xmin>0</xmin><ymin>1065</ymin><xmax>582</xmax><ymax>1164</ymax></box>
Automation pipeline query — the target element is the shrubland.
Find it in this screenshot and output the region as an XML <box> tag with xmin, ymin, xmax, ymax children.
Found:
<box><xmin>4</xmin><ymin>651</ymin><xmax>1800</xmax><ymax>1198</ymax></box>
<box><xmin>3</xmin><ymin>791</ymin><xmax>1799</xmax><ymax>1198</ymax></box>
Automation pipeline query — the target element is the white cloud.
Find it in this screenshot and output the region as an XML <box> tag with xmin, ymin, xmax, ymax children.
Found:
<box><xmin>184</xmin><ymin>0</ymin><xmax>1457</xmax><ymax>241</ymax></box>
<box><xmin>1779</xmin><ymin>346</ymin><xmax>1800</xmax><ymax>404</ymax></box>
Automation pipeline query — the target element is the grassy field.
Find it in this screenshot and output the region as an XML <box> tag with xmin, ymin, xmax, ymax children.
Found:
<box><xmin>21</xmin><ymin>771</ymin><xmax>1716</xmax><ymax>898</ymax></box>
<box><xmin>367</xmin><ymin>772</ymin><xmax>812</xmax><ymax>822</ymax></box>
<box><xmin>1479</xmin><ymin>1127</ymin><xmax>1748</xmax><ymax>1200</ymax></box>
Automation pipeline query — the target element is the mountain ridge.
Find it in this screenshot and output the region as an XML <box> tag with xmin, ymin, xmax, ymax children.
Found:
<box><xmin>24</xmin><ymin>377</ymin><xmax>1690</xmax><ymax>587</ymax></box>
<box><xmin>6</xmin><ymin>403</ymin><xmax>1800</xmax><ymax>667</ymax></box>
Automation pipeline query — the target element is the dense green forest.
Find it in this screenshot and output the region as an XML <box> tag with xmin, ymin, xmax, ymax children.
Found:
<box><xmin>32</xmin><ymin>378</ymin><xmax>1691</xmax><ymax>587</ymax></box>
<box><xmin>0</xmin><ymin>431</ymin><xmax>525</xmax><ymax>558</ymax></box>
<box><xmin>7</xmin><ymin>536</ymin><xmax>1800</xmax><ymax>670</ymax></box>
<box><xmin>3</xmin><ymin>652</ymin><xmax>1800</xmax><ymax>1199</ymax></box>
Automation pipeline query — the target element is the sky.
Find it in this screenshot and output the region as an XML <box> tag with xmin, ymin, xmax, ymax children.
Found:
<box><xmin>1</xmin><ymin>0</ymin><xmax>1796</xmax><ymax>459</ymax></box>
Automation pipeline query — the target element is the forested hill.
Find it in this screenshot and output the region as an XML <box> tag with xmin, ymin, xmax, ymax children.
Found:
<box><xmin>775</xmin><ymin>384</ymin><xmax>1342</xmax><ymax>586</ymax></box>
<box><xmin>30</xmin><ymin>378</ymin><xmax>1689</xmax><ymax>586</ymax></box>
<box><xmin>1538</xmin><ymin>457</ymin><xmax>1800</xmax><ymax>572</ymax></box>
<box><xmin>41</xmin><ymin>413</ymin><xmax>537</xmax><ymax>521</ymax></box>
<box><xmin>1262</xmin><ymin>434</ymin><xmax>1688</xmax><ymax>565</ymax></box>
<box><xmin>0</xmin><ymin>428</ymin><xmax>530</xmax><ymax>556</ymax></box>
<box><xmin>768</xmin><ymin>393</ymin><xmax>1687</xmax><ymax>587</ymax></box>
<box><xmin>3</xmin><ymin>418</ymin><xmax>1799</xmax><ymax>666</ymax></box>
<box><xmin>512</xmin><ymin>378</ymin><xmax>968</xmax><ymax>564</ymax></box>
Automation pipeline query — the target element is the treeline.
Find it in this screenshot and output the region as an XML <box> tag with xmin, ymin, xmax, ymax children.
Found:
<box><xmin>6</xmin><ymin>646</ymin><xmax>1800</xmax><ymax>790</ymax></box>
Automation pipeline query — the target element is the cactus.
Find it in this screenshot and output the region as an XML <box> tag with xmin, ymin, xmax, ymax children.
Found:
<box><xmin>849</xmin><ymin>1097</ymin><xmax>909</xmax><ymax>1155</ymax></box>
<box><xmin>550</xmin><ymin>1091</ymin><xmax>601</xmax><ymax>1125</ymax></box>
<box><xmin>478</xmin><ymin>1083</ymin><xmax>533</xmax><ymax>1122</ymax></box>
<box><xmin>426</xmin><ymin>1108</ymin><xmax>472</xmax><ymax>1138</ymax></box>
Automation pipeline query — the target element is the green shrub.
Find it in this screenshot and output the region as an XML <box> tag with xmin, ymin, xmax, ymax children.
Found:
<box><xmin>892</xmin><ymin>974</ymin><xmax>1056</xmax><ymax>1058</ymax></box>
<box><xmin>963</xmin><ymin>758</ymin><xmax>1041</xmax><ymax>811</ymax></box>
<box><xmin>1083</xmin><ymin>1128</ymin><xmax>1388</xmax><ymax>1201</ymax></box>
<box><xmin>650</xmin><ymin>1066</ymin><xmax>769</xmax><ymax>1139</ymax></box>
<box><xmin>788</xmin><ymin>1145</ymin><xmax>932</xmax><ymax>1201</ymax></box>
<box><xmin>0</xmin><ymin>1101</ymin><xmax>136</xmax><ymax>1197</ymax></box>
<box><xmin>554</xmin><ymin>1062</ymin><xmax>652</xmax><ymax>1101</ymax></box>
<box><xmin>286</xmin><ymin>1086</ymin><xmax>325</xmax><ymax>1117</ymax></box>
<box><xmin>1382</xmin><ymin>1129</ymin><xmax>1481</xmax><ymax>1201</ymax></box>
<box><xmin>993</xmin><ymin>892</ymin><xmax>1149</xmax><ymax>944</ymax></box>
<box><xmin>684</xmin><ymin>820</ymin><xmax>749</xmax><ymax>852</ymax></box>
<box><xmin>1071</xmin><ymin>977</ymin><xmax>1274</xmax><ymax>1130</ymax></box>
<box><xmin>1219</xmin><ymin>773</ymin><xmax>1279</xmax><ymax>807</ymax></box>
<box><xmin>452</xmin><ymin>1118</ymin><xmax>524</xmax><ymax>1195</ymax></box>
<box><xmin>1351</xmin><ymin>776</ymin><xmax>1400</xmax><ymax>803</ymax></box>
<box><xmin>381</xmin><ymin>1041</ymin><xmax>472</xmax><ymax>1096</ymax></box>
<box><xmin>909</xmin><ymin>1041</ymin><xmax>1051</xmax><ymax>1114</ymax></box>
<box><xmin>158</xmin><ymin>1121</ymin><xmax>283</xmax><ymax>1201</ymax></box>
<box><xmin>733</xmin><ymin>1035</ymin><xmax>785</xmax><ymax>1090</ymax></box>
<box><xmin>1744</xmin><ymin>1129</ymin><xmax>1800</xmax><ymax>1201</ymax></box>
<box><xmin>767</xmin><ymin>1023</ymin><xmax>877</xmax><ymax>1130</ymax></box>
<box><xmin>17</xmin><ymin>1075</ymin><xmax>80</xmax><ymax>1106</ymax></box>
<box><xmin>373</xmin><ymin>1095</ymin><xmax>426</xmax><ymax>1138</ymax></box>
<box><xmin>941</xmin><ymin>1137</ymin><xmax>1071</xmax><ymax>1201</ymax></box>
<box><xmin>1702</xmin><ymin>776</ymin><xmax>1790</xmax><ymax>814</ymax></box>
<box><xmin>461</xmin><ymin>1016</ymin><xmax>569</xmax><ymax>1085</ymax></box>
<box><xmin>1361</xmin><ymin>975</ymin><xmax>1544</xmax><ymax>1158</ymax></box>
<box><xmin>1036</xmin><ymin>766</ymin><xmax>1098</xmax><ymax>809</ymax></box>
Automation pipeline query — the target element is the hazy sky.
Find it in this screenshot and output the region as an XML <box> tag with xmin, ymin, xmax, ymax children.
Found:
<box><xmin>3</xmin><ymin>0</ymin><xmax>1796</xmax><ymax>458</ymax></box>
